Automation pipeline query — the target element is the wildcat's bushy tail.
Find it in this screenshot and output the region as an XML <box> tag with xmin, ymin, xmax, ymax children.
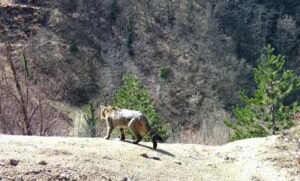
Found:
<box><xmin>142</xmin><ymin>116</ymin><xmax>162</xmax><ymax>149</ymax></box>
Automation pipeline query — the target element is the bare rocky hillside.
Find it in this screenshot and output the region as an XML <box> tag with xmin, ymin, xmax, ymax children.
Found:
<box><xmin>0</xmin><ymin>127</ymin><xmax>299</xmax><ymax>181</ymax></box>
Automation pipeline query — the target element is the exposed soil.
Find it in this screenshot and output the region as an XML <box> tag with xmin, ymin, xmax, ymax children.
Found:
<box><xmin>0</xmin><ymin>134</ymin><xmax>299</xmax><ymax>181</ymax></box>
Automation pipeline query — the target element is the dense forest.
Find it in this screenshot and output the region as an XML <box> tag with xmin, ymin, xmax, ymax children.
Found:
<box><xmin>0</xmin><ymin>0</ymin><xmax>299</xmax><ymax>144</ymax></box>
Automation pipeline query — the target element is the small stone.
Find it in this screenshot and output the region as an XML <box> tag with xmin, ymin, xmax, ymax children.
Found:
<box><xmin>10</xmin><ymin>159</ymin><xmax>19</xmax><ymax>166</ymax></box>
<box><xmin>293</xmin><ymin>139</ymin><xmax>298</xmax><ymax>143</ymax></box>
<box><xmin>282</xmin><ymin>130</ymin><xmax>288</xmax><ymax>135</ymax></box>
<box><xmin>225</xmin><ymin>156</ymin><xmax>235</xmax><ymax>161</ymax></box>
<box><xmin>0</xmin><ymin>161</ymin><xmax>5</xmax><ymax>166</ymax></box>
<box><xmin>140</xmin><ymin>153</ymin><xmax>148</xmax><ymax>158</ymax></box>
<box><xmin>121</xmin><ymin>177</ymin><xmax>129</xmax><ymax>181</ymax></box>
<box><xmin>80</xmin><ymin>175</ymin><xmax>88</xmax><ymax>180</ymax></box>
<box><xmin>174</xmin><ymin>160</ymin><xmax>182</xmax><ymax>165</ymax></box>
<box><xmin>29</xmin><ymin>169</ymin><xmax>42</xmax><ymax>174</ymax></box>
<box><xmin>38</xmin><ymin>160</ymin><xmax>47</xmax><ymax>165</ymax></box>
<box><xmin>59</xmin><ymin>173</ymin><xmax>70</xmax><ymax>180</ymax></box>
<box><xmin>151</xmin><ymin>157</ymin><xmax>160</xmax><ymax>161</ymax></box>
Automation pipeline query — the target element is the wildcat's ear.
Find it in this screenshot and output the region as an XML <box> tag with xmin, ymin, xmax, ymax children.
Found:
<box><xmin>100</xmin><ymin>106</ymin><xmax>107</xmax><ymax>120</ymax></box>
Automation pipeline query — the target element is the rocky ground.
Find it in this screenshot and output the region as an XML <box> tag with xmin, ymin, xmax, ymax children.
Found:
<box><xmin>0</xmin><ymin>132</ymin><xmax>299</xmax><ymax>181</ymax></box>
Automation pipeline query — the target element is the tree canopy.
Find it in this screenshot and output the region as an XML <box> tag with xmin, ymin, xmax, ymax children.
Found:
<box><xmin>225</xmin><ymin>45</ymin><xmax>300</xmax><ymax>141</ymax></box>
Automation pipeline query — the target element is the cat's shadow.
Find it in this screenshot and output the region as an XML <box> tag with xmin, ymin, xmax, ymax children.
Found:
<box><xmin>122</xmin><ymin>139</ymin><xmax>175</xmax><ymax>157</ymax></box>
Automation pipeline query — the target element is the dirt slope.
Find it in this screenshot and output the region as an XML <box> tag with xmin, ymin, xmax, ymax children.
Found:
<box><xmin>0</xmin><ymin>134</ymin><xmax>299</xmax><ymax>181</ymax></box>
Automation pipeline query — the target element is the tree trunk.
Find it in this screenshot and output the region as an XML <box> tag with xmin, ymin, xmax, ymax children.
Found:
<box><xmin>5</xmin><ymin>44</ymin><xmax>32</xmax><ymax>135</ymax></box>
<box><xmin>271</xmin><ymin>104</ymin><xmax>276</xmax><ymax>135</ymax></box>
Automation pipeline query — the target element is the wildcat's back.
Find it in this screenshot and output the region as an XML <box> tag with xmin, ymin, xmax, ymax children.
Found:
<box><xmin>108</xmin><ymin>109</ymin><xmax>142</xmax><ymax>127</ymax></box>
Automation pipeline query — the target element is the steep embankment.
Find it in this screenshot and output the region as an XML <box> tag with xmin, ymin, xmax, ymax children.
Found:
<box><xmin>0</xmin><ymin>133</ymin><xmax>299</xmax><ymax>181</ymax></box>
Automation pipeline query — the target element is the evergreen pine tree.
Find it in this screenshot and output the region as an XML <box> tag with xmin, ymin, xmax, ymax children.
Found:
<box><xmin>113</xmin><ymin>75</ymin><xmax>169</xmax><ymax>141</ymax></box>
<box><xmin>225</xmin><ymin>45</ymin><xmax>300</xmax><ymax>141</ymax></box>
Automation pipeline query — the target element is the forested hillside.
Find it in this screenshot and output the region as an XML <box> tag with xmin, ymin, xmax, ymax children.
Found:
<box><xmin>0</xmin><ymin>0</ymin><xmax>299</xmax><ymax>144</ymax></box>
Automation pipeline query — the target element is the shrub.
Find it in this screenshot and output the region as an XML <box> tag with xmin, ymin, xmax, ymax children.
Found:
<box><xmin>69</xmin><ymin>40</ymin><xmax>79</xmax><ymax>54</ymax></box>
<box><xmin>160</xmin><ymin>67</ymin><xmax>171</xmax><ymax>79</ymax></box>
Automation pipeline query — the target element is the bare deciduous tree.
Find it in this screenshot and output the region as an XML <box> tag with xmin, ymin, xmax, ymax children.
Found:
<box><xmin>0</xmin><ymin>42</ymin><xmax>72</xmax><ymax>136</ymax></box>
